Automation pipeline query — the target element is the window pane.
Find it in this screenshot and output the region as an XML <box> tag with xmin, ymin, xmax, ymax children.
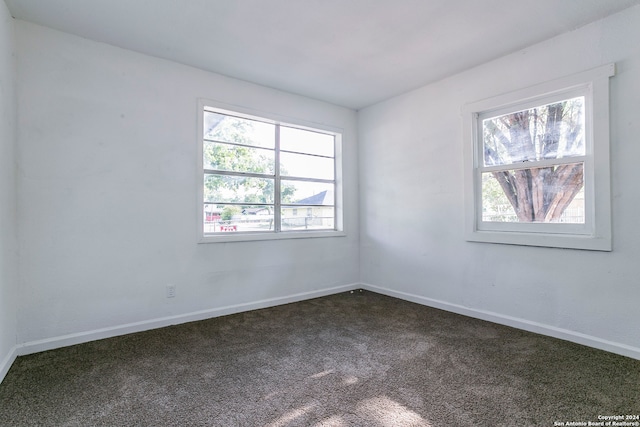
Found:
<box><xmin>203</xmin><ymin>141</ymin><xmax>274</xmax><ymax>174</ymax></box>
<box><xmin>281</xmin><ymin>205</ymin><xmax>335</xmax><ymax>231</ymax></box>
<box><xmin>280</xmin><ymin>152</ymin><xmax>334</xmax><ymax>180</ymax></box>
<box><xmin>482</xmin><ymin>96</ymin><xmax>585</xmax><ymax>167</ymax></box>
<box><xmin>204</xmin><ymin>111</ymin><xmax>275</xmax><ymax>149</ymax></box>
<box><xmin>281</xmin><ymin>180</ymin><xmax>334</xmax><ymax>205</ymax></box>
<box><xmin>204</xmin><ymin>174</ymin><xmax>274</xmax><ymax>204</ymax></box>
<box><xmin>204</xmin><ymin>204</ymin><xmax>274</xmax><ymax>234</ymax></box>
<box><xmin>280</xmin><ymin>126</ymin><xmax>334</xmax><ymax>157</ymax></box>
<box><xmin>481</xmin><ymin>163</ymin><xmax>584</xmax><ymax>223</ymax></box>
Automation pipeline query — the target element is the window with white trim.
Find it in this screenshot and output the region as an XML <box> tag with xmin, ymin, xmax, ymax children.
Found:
<box><xmin>463</xmin><ymin>64</ymin><xmax>614</xmax><ymax>251</ymax></box>
<box><xmin>198</xmin><ymin>101</ymin><xmax>343</xmax><ymax>243</ymax></box>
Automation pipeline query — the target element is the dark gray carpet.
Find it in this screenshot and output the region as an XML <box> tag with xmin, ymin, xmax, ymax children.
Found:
<box><xmin>1</xmin><ymin>290</ymin><xmax>639</xmax><ymax>426</ymax></box>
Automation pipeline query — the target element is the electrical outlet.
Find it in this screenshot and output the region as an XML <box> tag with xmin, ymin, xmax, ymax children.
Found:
<box><xmin>166</xmin><ymin>284</ymin><xmax>176</xmax><ymax>298</ymax></box>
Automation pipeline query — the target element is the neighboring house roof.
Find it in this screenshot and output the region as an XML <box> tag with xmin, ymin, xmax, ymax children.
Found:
<box><xmin>292</xmin><ymin>190</ymin><xmax>334</xmax><ymax>206</ymax></box>
<box><xmin>242</xmin><ymin>207</ymin><xmax>270</xmax><ymax>215</ymax></box>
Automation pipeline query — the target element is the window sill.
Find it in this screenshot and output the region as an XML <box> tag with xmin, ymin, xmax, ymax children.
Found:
<box><xmin>466</xmin><ymin>229</ymin><xmax>611</xmax><ymax>251</ymax></box>
<box><xmin>198</xmin><ymin>230</ymin><xmax>346</xmax><ymax>244</ymax></box>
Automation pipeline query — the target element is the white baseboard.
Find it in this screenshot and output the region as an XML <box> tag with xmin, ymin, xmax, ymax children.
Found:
<box><xmin>18</xmin><ymin>283</ymin><xmax>360</xmax><ymax>356</ymax></box>
<box><xmin>361</xmin><ymin>283</ymin><xmax>640</xmax><ymax>361</ymax></box>
<box><xmin>0</xmin><ymin>345</ymin><xmax>18</xmax><ymax>385</ymax></box>
<box><xmin>11</xmin><ymin>281</ymin><xmax>637</xmax><ymax>376</ymax></box>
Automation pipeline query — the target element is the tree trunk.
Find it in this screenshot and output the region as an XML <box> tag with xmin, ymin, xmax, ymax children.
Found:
<box><xmin>485</xmin><ymin>102</ymin><xmax>583</xmax><ymax>222</ymax></box>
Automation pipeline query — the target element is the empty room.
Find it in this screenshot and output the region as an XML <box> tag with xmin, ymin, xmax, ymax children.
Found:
<box><xmin>1</xmin><ymin>1</ymin><xmax>639</xmax><ymax>426</ymax></box>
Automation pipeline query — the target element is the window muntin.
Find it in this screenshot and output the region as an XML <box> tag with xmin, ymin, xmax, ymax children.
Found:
<box><xmin>463</xmin><ymin>64</ymin><xmax>614</xmax><ymax>251</ymax></box>
<box><xmin>200</xmin><ymin>105</ymin><xmax>340</xmax><ymax>240</ymax></box>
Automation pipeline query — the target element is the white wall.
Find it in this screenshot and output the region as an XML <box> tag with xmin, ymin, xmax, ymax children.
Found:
<box><xmin>0</xmin><ymin>0</ymin><xmax>17</xmax><ymax>379</ymax></box>
<box><xmin>9</xmin><ymin>4</ymin><xmax>640</xmax><ymax>365</ymax></box>
<box><xmin>359</xmin><ymin>6</ymin><xmax>640</xmax><ymax>358</ymax></box>
<box><xmin>15</xmin><ymin>21</ymin><xmax>359</xmax><ymax>348</ymax></box>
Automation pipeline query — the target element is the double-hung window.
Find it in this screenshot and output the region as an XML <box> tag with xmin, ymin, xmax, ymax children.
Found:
<box><xmin>198</xmin><ymin>100</ymin><xmax>343</xmax><ymax>243</ymax></box>
<box><xmin>463</xmin><ymin>64</ymin><xmax>614</xmax><ymax>251</ymax></box>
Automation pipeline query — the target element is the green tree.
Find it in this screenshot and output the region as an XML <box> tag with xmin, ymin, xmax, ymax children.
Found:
<box><xmin>203</xmin><ymin>114</ymin><xmax>296</xmax><ymax>207</ymax></box>
<box><xmin>481</xmin><ymin>173</ymin><xmax>514</xmax><ymax>221</ymax></box>
<box><xmin>221</xmin><ymin>205</ymin><xmax>240</xmax><ymax>221</ymax></box>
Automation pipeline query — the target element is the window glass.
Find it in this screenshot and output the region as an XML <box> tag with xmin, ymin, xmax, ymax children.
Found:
<box><xmin>281</xmin><ymin>207</ymin><xmax>335</xmax><ymax>231</ymax></box>
<box><xmin>204</xmin><ymin>174</ymin><xmax>274</xmax><ymax>204</ymax></box>
<box><xmin>280</xmin><ymin>126</ymin><xmax>334</xmax><ymax>157</ymax></box>
<box><xmin>481</xmin><ymin>164</ymin><xmax>584</xmax><ymax>224</ymax></box>
<box><xmin>482</xmin><ymin>97</ymin><xmax>585</xmax><ymax>167</ymax></box>
<box><xmin>204</xmin><ymin>141</ymin><xmax>274</xmax><ymax>174</ymax></box>
<box><xmin>281</xmin><ymin>181</ymin><xmax>334</xmax><ymax>206</ymax></box>
<box><xmin>479</xmin><ymin>96</ymin><xmax>586</xmax><ymax>225</ymax></box>
<box><xmin>280</xmin><ymin>152</ymin><xmax>334</xmax><ymax>180</ymax></box>
<box><xmin>203</xmin><ymin>111</ymin><xmax>275</xmax><ymax>149</ymax></box>
<box><xmin>203</xmin><ymin>204</ymin><xmax>274</xmax><ymax>234</ymax></box>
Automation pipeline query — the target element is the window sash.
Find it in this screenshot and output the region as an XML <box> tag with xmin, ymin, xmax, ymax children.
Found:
<box><xmin>201</xmin><ymin>107</ymin><xmax>338</xmax><ymax>236</ymax></box>
<box><xmin>473</xmin><ymin>89</ymin><xmax>592</xmax><ymax>232</ymax></box>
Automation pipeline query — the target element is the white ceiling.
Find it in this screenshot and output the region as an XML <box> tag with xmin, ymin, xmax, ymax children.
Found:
<box><xmin>5</xmin><ymin>0</ymin><xmax>640</xmax><ymax>110</ymax></box>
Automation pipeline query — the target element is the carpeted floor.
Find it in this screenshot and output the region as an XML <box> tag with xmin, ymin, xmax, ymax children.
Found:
<box><xmin>1</xmin><ymin>290</ymin><xmax>639</xmax><ymax>426</ymax></box>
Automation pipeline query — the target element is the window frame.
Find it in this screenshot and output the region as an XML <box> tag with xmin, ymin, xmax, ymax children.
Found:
<box><xmin>197</xmin><ymin>99</ymin><xmax>345</xmax><ymax>243</ymax></box>
<box><xmin>462</xmin><ymin>64</ymin><xmax>615</xmax><ymax>251</ymax></box>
